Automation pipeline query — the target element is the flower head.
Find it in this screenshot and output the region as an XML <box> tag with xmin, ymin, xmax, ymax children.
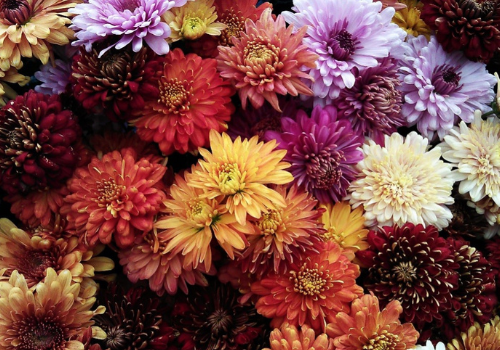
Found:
<box><xmin>266</xmin><ymin>105</ymin><xmax>363</xmax><ymax>204</ymax></box>
<box><xmin>349</xmin><ymin>132</ymin><xmax>454</xmax><ymax>229</ymax></box>
<box><xmin>282</xmin><ymin>0</ymin><xmax>406</xmax><ymax>102</ymax></box>
<box><xmin>217</xmin><ymin>8</ymin><xmax>317</xmax><ymax>111</ymax></box>
<box><xmin>393</xmin><ymin>0</ymin><xmax>431</xmax><ymax>39</ymax></box>
<box><xmin>446</xmin><ymin>316</ymin><xmax>500</xmax><ymax>350</ymax></box>
<box><xmin>34</xmin><ymin>59</ymin><xmax>72</xmax><ymax>95</ymax></box>
<box><xmin>265</xmin><ymin>324</ymin><xmax>334</xmax><ymax>350</ymax></box>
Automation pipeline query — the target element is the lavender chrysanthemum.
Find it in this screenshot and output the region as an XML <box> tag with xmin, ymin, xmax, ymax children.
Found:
<box><xmin>265</xmin><ymin>105</ymin><xmax>363</xmax><ymax>204</ymax></box>
<box><xmin>34</xmin><ymin>60</ymin><xmax>72</xmax><ymax>95</ymax></box>
<box><xmin>398</xmin><ymin>35</ymin><xmax>496</xmax><ymax>140</ymax></box>
<box><xmin>69</xmin><ymin>0</ymin><xmax>187</xmax><ymax>57</ymax></box>
<box><xmin>282</xmin><ymin>0</ymin><xmax>406</xmax><ymax>103</ymax></box>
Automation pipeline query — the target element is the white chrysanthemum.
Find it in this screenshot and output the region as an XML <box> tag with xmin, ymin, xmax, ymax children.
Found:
<box><xmin>412</xmin><ymin>340</ymin><xmax>446</xmax><ymax>350</ymax></box>
<box><xmin>348</xmin><ymin>131</ymin><xmax>454</xmax><ymax>229</ymax></box>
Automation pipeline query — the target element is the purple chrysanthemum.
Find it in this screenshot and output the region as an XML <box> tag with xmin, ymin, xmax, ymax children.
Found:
<box><xmin>34</xmin><ymin>59</ymin><xmax>72</xmax><ymax>95</ymax></box>
<box><xmin>265</xmin><ymin>105</ymin><xmax>363</xmax><ymax>204</ymax></box>
<box><xmin>282</xmin><ymin>0</ymin><xmax>406</xmax><ymax>103</ymax></box>
<box><xmin>397</xmin><ymin>35</ymin><xmax>496</xmax><ymax>140</ymax></box>
<box><xmin>69</xmin><ymin>0</ymin><xmax>187</xmax><ymax>57</ymax></box>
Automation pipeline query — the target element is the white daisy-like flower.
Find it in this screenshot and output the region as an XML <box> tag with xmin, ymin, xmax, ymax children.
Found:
<box><xmin>348</xmin><ymin>131</ymin><xmax>454</xmax><ymax>229</ymax></box>
<box><xmin>413</xmin><ymin>340</ymin><xmax>446</xmax><ymax>350</ymax></box>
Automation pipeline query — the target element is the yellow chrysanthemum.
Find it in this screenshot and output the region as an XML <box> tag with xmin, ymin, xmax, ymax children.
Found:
<box><xmin>447</xmin><ymin>316</ymin><xmax>500</xmax><ymax>350</ymax></box>
<box><xmin>319</xmin><ymin>201</ymin><xmax>369</xmax><ymax>260</ymax></box>
<box><xmin>162</xmin><ymin>0</ymin><xmax>226</xmax><ymax>42</ymax></box>
<box><xmin>392</xmin><ymin>0</ymin><xmax>431</xmax><ymax>40</ymax></box>
<box><xmin>188</xmin><ymin>130</ymin><xmax>294</xmax><ymax>225</ymax></box>
<box><xmin>0</xmin><ymin>60</ymin><xmax>29</xmax><ymax>106</ymax></box>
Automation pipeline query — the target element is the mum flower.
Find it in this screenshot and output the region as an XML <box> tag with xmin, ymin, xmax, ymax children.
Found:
<box><xmin>265</xmin><ymin>324</ymin><xmax>334</xmax><ymax>350</ymax></box>
<box><xmin>34</xmin><ymin>59</ymin><xmax>72</xmax><ymax>95</ymax></box>
<box><xmin>217</xmin><ymin>8</ymin><xmax>317</xmax><ymax>112</ymax></box>
<box><xmin>189</xmin><ymin>130</ymin><xmax>294</xmax><ymax>225</ymax></box>
<box><xmin>70</xmin><ymin>0</ymin><xmax>185</xmax><ymax>56</ymax></box>
<box><xmin>131</xmin><ymin>48</ymin><xmax>235</xmax><ymax>155</ymax></box>
<box><xmin>447</xmin><ymin>316</ymin><xmax>500</xmax><ymax>350</ymax></box>
<box><xmin>398</xmin><ymin>35</ymin><xmax>496</xmax><ymax>140</ymax></box>
<box><xmin>282</xmin><ymin>0</ymin><xmax>406</xmax><ymax>102</ymax></box>
<box><xmin>349</xmin><ymin>132</ymin><xmax>454</xmax><ymax>229</ymax></box>
<box><xmin>63</xmin><ymin>147</ymin><xmax>166</xmax><ymax>248</ymax></box>
<box><xmin>326</xmin><ymin>294</ymin><xmax>419</xmax><ymax>350</ymax></box>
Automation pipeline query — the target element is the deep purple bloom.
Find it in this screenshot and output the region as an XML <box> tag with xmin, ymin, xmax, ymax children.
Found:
<box><xmin>69</xmin><ymin>0</ymin><xmax>187</xmax><ymax>56</ymax></box>
<box><xmin>397</xmin><ymin>35</ymin><xmax>496</xmax><ymax>140</ymax></box>
<box><xmin>282</xmin><ymin>0</ymin><xmax>406</xmax><ymax>104</ymax></box>
<box><xmin>265</xmin><ymin>105</ymin><xmax>364</xmax><ymax>204</ymax></box>
<box><xmin>34</xmin><ymin>59</ymin><xmax>72</xmax><ymax>95</ymax></box>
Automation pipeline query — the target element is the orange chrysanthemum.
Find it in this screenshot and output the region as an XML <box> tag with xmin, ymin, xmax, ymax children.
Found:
<box><xmin>251</xmin><ymin>241</ymin><xmax>364</xmax><ymax>333</ymax></box>
<box><xmin>265</xmin><ymin>324</ymin><xmax>334</xmax><ymax>350</ymax></box>
<box><xmin>0</xmin><ymin>268</ymin><xmax>104</xmax><ymax>350</ymax></box>
<box><xmin>217</xmin><ymin>8</ymin><xmax>317</xmax><ymax>111</ymax></box>
<box><xmin>447</xmin><ymin>316</ymin><xmax>500</xmax><ymax>350</ymax></box>
<box><xmin>131</xmin><ymin>48</ymin><xmax>235</xmax><ymax>155</ymax></box>
<box><xmin>0</xmin><ymin>0</ymin><xmax>79</xmax><ymax>67</ymax></box>
<box><xmin>63</xmin><ymin>148</ymin><xmax>166</xmax><ymax>248</ymax></box>
<box><xmin>188</xmin><ymin>130</ymin><xmax>294</xmax><ymax>225</ymax></box>
<box><xmin>238</xmin><ymin>184</ymin><xmax>325</xmax><ymax>277</ymax></box>
<box><xmin>326</xmin><ymin>294</ymin><xmax>419</xmax><ymax>350</ymax></box>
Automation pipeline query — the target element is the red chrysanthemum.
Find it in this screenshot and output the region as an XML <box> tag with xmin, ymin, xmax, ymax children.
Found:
<box><xmin>420</xmin><ymin>0</ymin><xmax>500</xmax><ymax>62</ymax></box>
<box><xmin>0</xmin><ymin>90</ymin><xmax>81</xmax><ymax>195</ymax></box>
<box><xmin>62</xmin><ymin>147</ymin><xmax>166</xmax><ymax>248</ymax></box>
<box><xmin>131</xmin><ymin>48</ymin><xmax>235</xmax><ymax>155</ymax></box>
<box><xmin>251</xmin><ymin>241</ymin><xmax>363</xmax><ymax>333</ymax></box>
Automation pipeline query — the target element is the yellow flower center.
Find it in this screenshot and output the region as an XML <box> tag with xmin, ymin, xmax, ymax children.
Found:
<box><xmin>188</xmin><ymin>200</ymin><xmax>217</xmax><ymax>227</ymax></box>
<box><xmin>322</xmin><ymin>227</ymin><xmax>345</xmax><ymax>246</ymax></box>
<box><xmin>257</xmin><ymin>210</ymin><xmax>283</xmax><ymax>235</ymax></box>
<box><xmin>363</xmin><ymin>332</ymin><xmax>400</xmax><ymax>350</ymax></box>
<box><xmin>380</xmin><ymin>173</ymin><xmax>414</xmax><ymax>205</ymax></box>
<box><xmin>216</xmin><ymin>163</ymin><xmax>244</xmax><ymax>195</ymax></box>
<box><xmin>245</xmin><ymin>42</ymin><xmax>276</xmax><ymax>63</ymax></box>
<box><xmin>159</xmin><ymin>78</ymin><xmax>190</xmax><ymax>114</ymax></box>
<box><xmin>95</xmin><ymin>179</ymin><xmax>126</xmax><ymax>217</ymax></box>
<box><xmin>291</xmin><ymin>263</ymin><xmax>327</xmax><ymax>297</ymax></box>
<box><xmin>181</xmin><ymin>16</ymin><xmax>207</xmax><ymax>40</ymax></box>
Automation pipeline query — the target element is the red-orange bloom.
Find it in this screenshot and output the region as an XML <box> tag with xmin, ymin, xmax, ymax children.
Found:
<box><xmin>265</xmin><ymin>324</ymin><xmax>335</xmax><ymax>350</ymax></box>
<box><xmin>131</xmin><ymin>48</ymin><xmax>235</xmax><ymax>155</ymax></box>
<box><xmin>63</xmin><ymin>147</ymin><xmax>166</xmax><ymax>248</ymax></box>
<box><xmin>251</xmin><ymin>241</ymin><xmax>363</xmax><ymax>333</ymax></box>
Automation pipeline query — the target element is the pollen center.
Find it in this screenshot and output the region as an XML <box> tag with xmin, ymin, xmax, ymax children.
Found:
<box><xmin>292</xmin><ymin>264</ymin><xmax>327</xmax><ymax>296</ymax></box>
<box><xmin>182</xmin><ymin>16</ymin><xmax>207</xmax><ymax>40</ymax></box>
<box><xmin>216</xmin><ymin>163</ymin><xmax>244</xmax><ymax>195</ymax></box>
<box><xmin>159</xmin><ymin>78</ymin><xmax>190</xmax><ymax>114</ymax></box>
<box><xmin>393</xmin><ymin>262</ymin><xmax>417</xmax><ymax>283</ymax></box>
<box><xmin>363</xmin><ymin>333</ymin><xmax>400</xmax><ymax>350</ymax></box>
<box><xmin>18</xmin><ymin>316</ymin><xmax>65</xmax><ymax>350</ymax></box>
<box><xmin>257</xmin><ymin>210</ymin><xmax>283</xmax><ymax>235</ymax></box>
<box><xmin>306</xmin><ymin>149</ymin><xmax>344</xmax><ymax>190</ymax></box>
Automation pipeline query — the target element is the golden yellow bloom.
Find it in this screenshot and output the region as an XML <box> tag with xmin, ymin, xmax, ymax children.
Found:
<box><xmin>447</xmin><ymin>316</ymin><xmax>500</xmax><ymax>350</ymax></box>
<box><xmin>188</xmin><ymin>130</ymin><xmax>294</xmax><ymax>225</ymax></box>
<box><xmin>163</xmin><ymin>0</ymin><xmax>226</xmax><ymax>42</ymax></box>
<box><xmin>392</xmin><ymin>0</ymin><xmax>431</xmax><ymax>40</ymax></box>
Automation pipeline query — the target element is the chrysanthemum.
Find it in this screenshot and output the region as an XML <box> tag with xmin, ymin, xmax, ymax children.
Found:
<box><xmin>218</xmin><ymin>8</ymin><xmax>316</xmax><ymax>112</ymax></box>
<box><xmin>63</xmin><ymin>147</ymin><xmax>166</xmax><ymax>248</ymax></box>
<box><xmin>397</xmin><ymin>35</ymin><xmax>496</xmax><ymax>140</ymax></box>
<box><xmin>318</xmin><ymin>201</ymin><xmax>369</xmax><ymax>260</ymax></box>
<box><xmin>189</xmin><ymin>130</ymin><xmax>294</xmax><ymax>225</ymax></box>
<box><xmin>0</xmin><ymin>90</ymin><xmax>82</xmax><ymax>195</ymax></box>
<box><xmin>252</xmin><ymin>241</ymin><xmax>363</xmax><ymax>332</ymax></box>
<box><xmin>0</xmin><ymin>268</ymin><xmax>103</xmax><ymax>350</ymax></box>
<box><xmin>130</xmin><ymin>48</ymin><xmax>235</xmax><ymax>155</ymax></box>
<box><xmin>356</xmin><ymin>223</ymin><xmax>459</xmax><ymax>329</ymax></box>
<box><xmin>421</xmin><ymin>0</ymin><xmax>500</xmax><ymax>63</ymax></box>
<box><xmin>238</xmin><ymin>184</ymin><xmax>325</xmax><ymax>277</ymax></box>
<box><xmin>326</xmin><ymin>294</ymin><xmax>419</xmax><ymax>350</ymax></box>
<box><xmin>35</xmin><ymin>59</ymin><xmax>72</xmax><ymax>95</ymax></box>
<box><xmin>163</xmin><ymin>0</ymin><xmax>225</xmax><ymax>42</ymax></box>
<box><xmin>446</xmin><ymin>316</ymin><xmax>500</xmax><ymax>350</ymax></box>
<box><xmin>393</xmin><ymin>0</ymin><xmax>431</xmax><ymax>39</ymax></box>
<box><xmin>334</xmin><ymin>57</ymin><xmax>405</xmax><ymax>145</ymax></box>
<box><xmin>282</xmin><ymin>0</ymin><xmax>406</xmax><ymax>102</ymax></box>
<box><xmin>0</xmin><ymin>0</ymin><xmax>77</xmax><ymax>66</ymax></box>
<box><xmin>70</xmin><ymin>0</ymin><xmax>184</xmax><ymax>56</ymax></box>
<box><xmin>349</xmin><ymin>132</ymin><xmax>454</xmax><ymax>229</ymax></box>
<box><xmin>265</xmin><ymin>324</ymin><xmax>334</xmax><ymax>350</ymax></box>
<box><xmin>266</xmin><ymin>105</ymin><xmax>363</xmax><ymax>204</ymax></box>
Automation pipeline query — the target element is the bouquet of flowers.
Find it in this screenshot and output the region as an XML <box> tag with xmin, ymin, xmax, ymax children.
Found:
<box><xmin>0</xmin><ymin>0</ymin><xmax>499</xmax><ymax>349</ymax></box>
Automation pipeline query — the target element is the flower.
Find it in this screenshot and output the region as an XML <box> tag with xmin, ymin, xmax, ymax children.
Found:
<box><xmin>326</xmin><ymin>294</ymin><xmax>419</xmax><ymax>350</ymax></box>
<box><xmin>392</xmin><ymin>0</ymin><xmax>431</xmax><ymax>39</ymax></box>
<box><xmin>266</xmin><ymin>105</ymin><xmax>363</xmax><ymax>204</ymax></box>
<box><xmin>265</xmin><ymin>324</ymin><xmax>334</xmax><ymax>350</ymax></box>
<box><xmin>414</xmin><ymin>341</ymin><xmax>446</xmax><ymax>350</ymax></box>
<box><xmin>334</xmin><ymin>57</ymin><xmax>405</xmax><ymax>144</ymax></box>
<box><xmin>70</xmin><ymin>0</ymin><xmax>184</xmax><ymax>56</ymax></box>
<box><xmin>163</xmin><ymin>0</ymin><xmax>225</xmax><ymax>42</ymax></box>
<box><xmin>318</xmin><ymin>201</ymin><xmax>369</xmax><ymax>260</ymax></box>
<box><xmin>238</xmin><ymin>184</ymin><xmax>325</xmax><ymax>277</ymax></box>
<box><xmin>251</xmin><ymin>241</ymin><xmax>363</xmax><ymax>332</ymax></box>
<box><xmin>0</xmin><ymin>268</ymin><xmax>103</xmax><ymax>350</ymax></box>
<box><xmin>0</xmin><ymin>90</ymin><xmax>82</xmax><ymax>195</ymax></box>
<box><xmin>89</xmin><ymin>131</ymin><xmax>162</xmax><ymax>161</ymax></box>
<box><xmin>0</xmin><ymin>0</ymin><xmax>77</xmax><ymax>66</ymax></box>
<box><xmin>63</xmin><ymin>147</ymin><xmax>166</xmax><ymax>248</ymax></box>
<box><xmin>172</xmin><ymin>280</ymin><xmax>270</xmax><ymax>350</ymax></box>
<box><xmin>439</xmin><ymin>113</ymin><xmax>500</xmax><ymax>210</ymax></box>
<box><xmin>189</xmin><ymin>130</ymin><xmax>294</xmax><ymax>225</ymax></box>
<box><xmin>446</xmin><ymin>316</ymin><xmax>500</xmax><ymax>350</ymax></box>
<box><xmin>397</xmin><ymin>35</ymin><xmax>496</xmax><ymax>140</ymax></box>
<box><xmin>34</xmin><ymin>59</ymin><xmax>72</xmax><ymax>95</ymax></box>
<box><xmin>217</xmin><ymin>8</ymin><xmax>316</xmax><ymax>112</ymax></box>
<box><xmin>349</xmin><ymin>132</ymin><xmax>455</xmax><ymax>229</ymax></box>
<box><xmin>282</xmin><ymin>0</ymin><xmax>406</xmax><ymax>102</ymax></box>
<box><xmin>420</xmin><ymin>0</ymin><xmax>500</xmax><ymax>63</ymax></box>
<box><xmin>131</xmin><ymin>48</ymin><xmax>235</xmax><ymax>155</ymax></box>
<box><xmin>356</xmin><ymin>223</ymin><xmax>459</xmax><ymax>330</ymax></box>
